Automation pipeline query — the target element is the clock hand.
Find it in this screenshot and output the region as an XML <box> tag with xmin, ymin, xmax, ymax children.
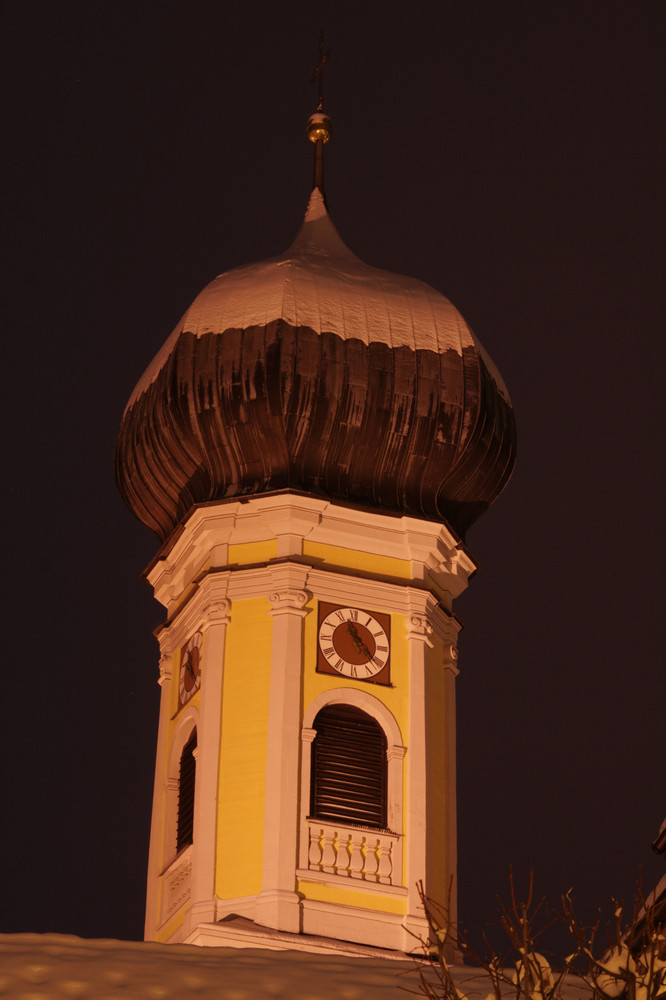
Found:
<box><xmin>346</xmin><ymin>622</ymin><xmax>372</xmax><ymax>660</ymax></box>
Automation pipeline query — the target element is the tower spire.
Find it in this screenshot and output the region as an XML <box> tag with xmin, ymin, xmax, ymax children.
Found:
<box><xmin>307</xmin><ymin>31</ymin><xmax>332</xmax><ymax>197</ymax></box>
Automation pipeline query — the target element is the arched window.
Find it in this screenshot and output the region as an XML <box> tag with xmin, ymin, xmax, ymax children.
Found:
<box><xmin>176</xmin><ymin>729</ymin><xmax>197</xmax><ymax>852</ymax></box>
<box><xmin>310</xmin><ymin>704</ymin><xmax>387</xmax><ymax>829</ymax></box>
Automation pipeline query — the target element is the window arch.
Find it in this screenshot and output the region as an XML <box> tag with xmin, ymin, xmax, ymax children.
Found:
<box><xmin>299</xmin><ymin>690</ymin><xmax>406</xmax><ymax>883</ymax></box>
<box><xmin>310</xmin><ymin>704</ymin><xmax>387</xmax><ymax>829</ymax></box>
<box><xmin>164</xmin><ymin>706</ymin><xmax>199</xmax><ymax>866</ymax></box>
<box><xmin>176</xmin><ymin>729</ymin><xmax>197</xmax><ymax>852</ymax></box>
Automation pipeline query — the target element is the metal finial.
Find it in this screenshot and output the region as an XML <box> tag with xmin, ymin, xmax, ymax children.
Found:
<box><xmin>307</xmin><ymin>31</ymin><xmax>332</xmax><ymax>196</ymax></box>
<box><xmin>311</xmin><ymin>30</ymin><xmax>331</xmax><ymax>112</ymax></box>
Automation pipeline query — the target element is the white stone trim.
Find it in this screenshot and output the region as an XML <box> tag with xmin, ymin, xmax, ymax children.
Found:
<box><xmin>158</xmin><ymin>844</ymin><xmax>193</xmax><ymax>929</ymax></box>
<box><xmin>155</xmin><ymin>572</ymin><xmax>231</xmax><ymax>655</ymax></box>
<box><xmin>182</xmin><ymin>593</ymin><xmax>231</xmax><ymax>940</ymax></box>
<box><xmin>183</xmin><ymin>915</ymin><xmax>411</xmax><ymax>957</ymax></box>
<box><xmin>302</xmin><ymin>821</ymin><xmax>402</xmax><ymax>885</ymax></box>
<box><xmin>153</xmin><ymin>557</ymin><xmax>462</xmax><ymax>660</ymax></box>
<box><xmin>406</xmin><ymin>613</ymin><xmax>434</xmax><ymax>646</ymax></box>
<box><xmin>302</xmin><ymin>687</ymin><xmax>403</xmax><ymax>745</ymax></box>
<box><xmin>268</xmin><ymin>588</ymin><xmax>309</xmax><ymax>616</ymax></box>
<box><xmin>296</xmin><ymin>868</ymin><xmax>408</xmax><ymax>896</ymax></box>
<box><xmin>402</xmin><ymin>593</ymin><xmax>458</xmax><ymax>932</ymax></box>
<box><xmin>300</xmin><ymin>898</ymin><xmax>419</xmax><ymax>953</ymax></box>
<box><xmin>146</xmin><ymin>495</ymin><xmax>476</xmax><ymax>614</ymax></box>
<box><xmin>145</xmin><ymin>657</ymin><xmax>174</xmax><ymax>940</ymax></box>
<box><xmin>157</xmin><ymin>653</ymin><xmax>171</xmax><ymax>686</ymax></box>
<box><xmin>255</xmin><ymin>563</ymin><xmax>311</xmax><ymax>933</ymax></box>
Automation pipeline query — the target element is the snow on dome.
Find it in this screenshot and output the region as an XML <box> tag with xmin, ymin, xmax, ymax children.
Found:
<box><xmin>116</xmin><ymin>191</ymin><xmax>516</xmax><ymax>542</ymax></box>
<box><xmin>128</xmin><ymin>189</ymin><xmax>507</xmax><ymax>407</ymax></box>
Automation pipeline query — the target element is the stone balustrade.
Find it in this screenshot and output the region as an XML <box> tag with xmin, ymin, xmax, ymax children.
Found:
<box><xmin>306</xmin><ymin>821</ymin><xmax>401</xmax><ymax>886</ymax></box>
<box><xmin>161</xmin><ymin>846</ymin><xmax>192</xmax><ymax>923</ymax></box>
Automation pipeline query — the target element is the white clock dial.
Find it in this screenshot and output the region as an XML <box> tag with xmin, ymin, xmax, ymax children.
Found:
<box><xmin>318</xmin><ymin>607</ymin><xmax>389</xmax><ymax>678</ymax></box>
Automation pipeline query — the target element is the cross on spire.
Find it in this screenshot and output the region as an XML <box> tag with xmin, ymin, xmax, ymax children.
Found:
<box><xmin>311</xmin><ymin>30</ymin><xmax>331</xmax><ymax>112</ymax></box>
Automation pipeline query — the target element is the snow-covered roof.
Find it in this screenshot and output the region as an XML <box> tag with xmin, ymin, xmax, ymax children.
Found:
<box><xmin>0</xmin><ymin>933</ymin><xmax>594</xmax><ymax>1000</ymax></box>
<box><xmin>128</xmin><ymin>189</ymin><xmax>509</xmax><ymax>407</ymax></box>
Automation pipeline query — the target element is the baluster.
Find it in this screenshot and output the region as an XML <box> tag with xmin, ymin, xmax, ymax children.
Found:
<box><xmin>335</xmin><ymin>833</ymin><xmax>351</xmax><ymax>876</ymax></box>
<box><xmin>308</xmin><ymin>827</ymin><xmax>323</xmax><ymax>870</ymax></box>
<box><xmin>321</xmin><ymin>831</ymin><xmax>336</xmax><ymax>873</ymax></box>
<box><xmin>349</xmin><ymin>834</ymin><xmax>364</xmax><ymax>878</ymax></box>
<box><xmin>377</xmin><ymin>837</ymin><xmax>393</xmax><ymax>884</ymax></box>
<box><xmin>364</xmin><ymin>837</ymin><xmax>379</xmax><ymax>880</ymax></box>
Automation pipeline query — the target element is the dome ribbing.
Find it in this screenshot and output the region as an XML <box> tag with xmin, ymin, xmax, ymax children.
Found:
<box><xmin>115</xmin><ymin>189</ymin><xmax>516</xmax><ymax>542</ymax></box>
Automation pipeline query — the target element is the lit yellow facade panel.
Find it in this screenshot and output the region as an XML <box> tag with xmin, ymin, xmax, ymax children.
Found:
<box><xmin>215</xmin><ymin>597</ymin><xmax>272</xmax><ymax>900</ymax></box>
<box><xmin>303</xmin><ymin>541</ymin><xmax>411</xmax><ymax>581</ymax></box>
<box><xmin>297</xmin><ymin>879</ymin><xmax>407</xmax><ymax>915</ymax></box>
<box><xmin>228</xmin><ymin>539</ymin><xmax>278</xmax><ymax>566</ymax></box>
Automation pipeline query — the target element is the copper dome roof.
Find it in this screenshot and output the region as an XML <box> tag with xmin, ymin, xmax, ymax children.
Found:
<box><xmin>115</xmin><ymin>189</ymin><xmax>516</xmax><ymax>542</ymax></box>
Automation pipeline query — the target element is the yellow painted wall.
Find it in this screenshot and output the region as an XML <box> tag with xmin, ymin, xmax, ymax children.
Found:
<box><xmin>228</xmin><ymin>539</ymin><xmax>277</xmax><ymax>566</ymax></box>
<box><xmin>297</xmin><ymin>879</ymin><xmax>406</xmax><ymax>915</ymax></box>
<box><xmin>215</xmin><ymin>596</ymin><xmax>272</xmax><ymax>900</ymax></box>
<box><xmin>303</xmin><ymin>541</ymin><xmax>412</xmax><ymax>581</ymax></box>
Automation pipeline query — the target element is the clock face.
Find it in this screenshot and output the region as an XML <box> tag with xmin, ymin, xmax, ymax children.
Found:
<box><xmin>317</xmin><ymin>604</ymin><xmax>390</xmax><ymax>684</ymax></box>
<box><xmin>179</xmin><ymin>631</ymin><xmax>203</xmax><ymax>706</ymax></box>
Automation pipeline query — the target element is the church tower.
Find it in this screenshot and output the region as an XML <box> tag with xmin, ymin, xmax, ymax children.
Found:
<box><xmin>115</xmin><ymin>93</ymin><xmax>515</xmax><ymax>953</ymax></box>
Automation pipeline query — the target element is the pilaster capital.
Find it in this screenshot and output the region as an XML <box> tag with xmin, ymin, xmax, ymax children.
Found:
<box><xmin>198</xmin><ymin>573</ymin><xmax>231</xmax><ymax>622</ymax></box>
<box><xmin>268</xmin><ymin>589</ymin><xmax>310</xmax><ymax>617</ymax></box>
<box><xmin>200</xmin><ymin>597</ymin><xmax>231</xmax><ymax>630</ymax></box>
<box><xmin>406</xmin><ymin>614</ymin><xmax>434</xmax><ymax>647</ymax></box>
<box><xmin>387</xmin><ymin>745</ymin><xmax>407</xmax><ymax>761</ymax></box>
<box><xmin>442</xmin><ymin>642</ymin><xmax>460</xmax><ymax>675</ymax></box>
<box><xmin>301</xmin><ymin>727</ymin><xmax>317</xmax><ymax>744</ymax></box>
<box><xmin>158</xmin><ymin>654</ymin><xmax>172</xmax><ymax>687</ymax></box>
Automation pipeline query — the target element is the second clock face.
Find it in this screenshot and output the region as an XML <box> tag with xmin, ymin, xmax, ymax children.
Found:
<box><xmin>179</xmin><ymin>631</ymin><xmax>203</xmax><ymax>706</ymax></box>
<box><xmin>317</xmin><ymin>605</ymin><xmax>390</xmax><ymax>683</ymax></box>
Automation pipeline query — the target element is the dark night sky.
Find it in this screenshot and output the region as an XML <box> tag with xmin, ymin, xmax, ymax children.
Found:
<box><xmin>3</xmin><ymin>0</ymin><xmax>664</xmax><ymax>948</ymax></box>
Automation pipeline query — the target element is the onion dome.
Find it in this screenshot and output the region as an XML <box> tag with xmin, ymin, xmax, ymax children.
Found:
<box><xmin>115</xmin><ymin>188</ymin><xmax>516</xmax><ymax>543</ymax></box>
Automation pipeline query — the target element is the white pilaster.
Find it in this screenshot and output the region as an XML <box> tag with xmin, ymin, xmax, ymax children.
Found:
<box><xmin>144</xmin><ymin>652</ymin><xmax>172</xmax><ymax>940</ymax></box>
<box><xmin>254</xmin><ymin>562</ymin><xmax>311</xmax><ymax>932</ymax></box>
<box><xmin>403</xmin><ymin>605</ymin><xmax>434</xmax><ymax>945</ymax></box>
<box><xmin>441</xmin><ymin>640</ymin><xmax>459</xmax><ymax>937</ymax></box>
<box><xmin>185</xmin><ymin>576</ymin><xmax>231</xmax><ymax>936</ymax></box>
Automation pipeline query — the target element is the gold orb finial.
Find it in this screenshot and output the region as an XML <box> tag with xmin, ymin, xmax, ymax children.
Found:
<box><xmin>307</xmin><ymin>111</ymin><xmax>332</xmax><ymax>144</ymax></box>
<box><xmin>308</xmin><ymin>32</ymin><xmax>332</xmax><ymax>197</ymax></box>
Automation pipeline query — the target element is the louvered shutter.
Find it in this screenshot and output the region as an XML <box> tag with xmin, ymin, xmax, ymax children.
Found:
<box><xmin>177</xmin><ymin>730</ymin><xmax>197</xmax><ymax>851</ymax></box>
<box><xmin>311</xmin><ymin>705</ymin><xmax>387</xmax><ymax>829</ymax></box>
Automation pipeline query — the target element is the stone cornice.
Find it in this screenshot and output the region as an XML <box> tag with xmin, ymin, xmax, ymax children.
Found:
<box><xmin>146</xmin><ymin>495</ymin><xmax>476</xmax><ymax>613</ymax></box>
<box><xmin>156</xmin><ymin>559</ymin><xmax>462</xmax><ymax>644</ymax></box>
